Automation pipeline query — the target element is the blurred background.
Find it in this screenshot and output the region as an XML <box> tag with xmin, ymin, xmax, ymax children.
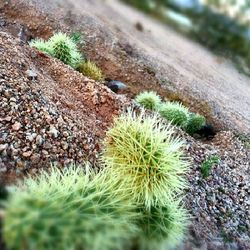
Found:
<box><xmin>122</xmin><ymin>0</ymin><xmax>250</xmax><ymax>76</ymax></box>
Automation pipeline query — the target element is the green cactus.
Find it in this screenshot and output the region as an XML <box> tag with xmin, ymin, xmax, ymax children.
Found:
<box><xmin>102</xmin><ymin>110</ymin><xmax>189</xmax><ymax>208</ymax></box>
<box><xmin>136</xmin><ymin>199</ymin><xmax>189</xmax><ymax>250</ymax></box>
<box><xmin>159</xmin><ymin>102</ymin><xmax>190</xmax><ymax>127</ymax></box>
<box><xmin>49</xmin><ymin>32</ymin><xmax>82</xmax><ymax>68</ymax></box>
<box><xmin>186</xmin><ymin>113</ymin><xmax>206</xmax><ymax>135</ymax></box>
<box><xmin>29</xmin><ymin>38</ymin><xmax>53</xmax><ymax>55</ymax></box>
<box><xmin>29</xmin><ymin>33</ymin><xmax>83</xmax><ymax>69</ymax></box>
<box><xmin>3</xmin><ymin>166</ymin><xmax>138</xmax><ymax>250</ymax></box>
<box><xmin>135</xmin><ymin>91</ymin><xmax>162</xmax><ymax>110</ymax></box>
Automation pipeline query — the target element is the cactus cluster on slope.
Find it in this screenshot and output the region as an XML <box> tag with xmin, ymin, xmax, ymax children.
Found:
<box><xmin>135</xmin><ymin>91</ymin><xmax>206</xmax><ymax>135</ymax></box>
<box><xmin>102</xmin><ymin>110</ymin><xmax>189</xmax><ymax>249</ymax></box>
<box><xmin>30</xmin><ymin>32</ymin><xmax>82</xmax><ymax>69</ymax></box>
<box><xmin>29</xmin><ymin>32</ymin><xmax>104</xmax><ymax>80</ymax></box>
<box><xmin>2</xmin><ymin>110</ymin><xmax>189</xmax><ymax>250</ymax></box>
<box><xmin>3</xmin><ymin>167</ymin><xmax>138</xmax><ymax>250</ymax></box>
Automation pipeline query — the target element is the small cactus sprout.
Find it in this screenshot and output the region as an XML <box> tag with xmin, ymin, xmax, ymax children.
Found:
<box><xmin>77</xmin><ymin>60</ymin><xmax>104</xmax><ymax>81</ymax></box>
<box><xmin>135</xmin><ymin>91</ymin><xmax>161</xmax><ymax>110</ymax></box>
<box><xmin>70</xmin><ymin>32</ymin><xmax>82</xmax><ymax>44</ymax></box>
<box><xmin>102</xmin><ymin>110</ymin><xmax>189</xmax><ymax>208</ymax></box>
<box><xmin>186</xmin><ymin>113</ymin><xmax>206</xmax><ymax>135</ymax></box>
<box><xmin>200</xmin><ymin>155</ymin><xmax>220</xmax><ymax>178</ymax></box>
<box><xmin>29</xmin><ymin>38</ymin><xmax>53</xmax><ymax>55</ymax></box>
<box><xmin>136</xmin><ymin>199</ymin><xmax>189</xmax><ymax>250</ymax></box>
<box><xmin>3</xmin><ymin>166</ymin><xmax>138</xmax><ymax>250</ymax></box>
<box><xmin>159</xmin><ymin>102</ymin><xmax>190</xmax><ymax>127</ymax></box>
<box><xmin>49</xmin><ymin>32</ymin><xmax>82</xmax><ymax>68</ymax></box>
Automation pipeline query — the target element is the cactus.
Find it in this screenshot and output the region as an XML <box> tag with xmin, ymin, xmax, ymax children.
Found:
<box><xmin>77</xmin><ymin>60</ymin><xmax>104</xmax><ymax>81</ymax></box>
<box><xmin>70</xmin><ymin>32</ymin><xmax>82</xmax><ymax>44</ymax></box>
<box><xmin>186</xmin><ymin>113</ymin><xmax>206</xmax><ymax>135</ymax></box>
<box><xmin>102</xmin><ymin>110</ymin><xmax>189</xmax><ymax>248</ymax></box>
<box><xmin>102</xmin><ymin>110</ymin><xmax>189</xmax><ymax>208</ymax></box>
<box><xmin>3</xmin><ymin>166</ymin><xmax>138</xmax><ymax>250</ymax></box>
<box><xmin>29</xmin><ymin>38</ymin><xmax>53</xmax><ymax>55</ymax></box>
<box><xmin>159</xmin><ymin>102</ymin><xmax>190</xmax><ymax>127</ymax></box>
<box><xmin>135</xmin><ymin>91</ymin><xmax>161</xmax><ymax>110</ymax></box>
<box><xmin>49</xmin><ymin>32</ymin><xmax>82</xmax><ymax>68</ymax></box>
<box><xmin>29</xmin><ymin>33</ymin><xmax>82</xmax><ymax>69</ymax></box>
<box><xmin>136</xmin><ymin>199</ymin><xmax>188</xmax><ymax>250</ymax></box>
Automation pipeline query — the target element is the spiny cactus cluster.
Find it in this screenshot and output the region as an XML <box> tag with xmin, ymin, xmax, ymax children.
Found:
<box><xmin>76</xmin><ymin>60</ymin><xmax>104</xmax><ymax>81</ymax></box>
<box><xmin>135</xmin><ymin>91</ymin><xmax>161</xmax><ymax>110</ymax></box>
<box><xmin>135</xmin><ymin>91</ymin><xmax>206</xmax><ymax>134</ymax></box>
<box><xmin>49</xmin><ymin>33</ymin><xmax>82</xmax><ymax>68</ymax></box>
<box><xmin>3</xmin><ymin>111</ymin><xmax>190</xmax><ymax>250</ymax></box>
<box><xmin>3</xmin><ymin>167</ymin><xmax>138</xmax><ymax>250</ymax></box>
<box><xmin>29</xmin><ymin>32</ymin><xmax>82</xmax><ymax>69</ymax></box>
<box><xmin>102</xmin><ymin>110</ymin><xmax>188</xmax><ymax>208</ymax></box>
<box><xmin>30</xmin><ymin>33</ymin><xmax>105</xmax><ymax>80</ymax></box>
<box><xmin>102</xmin><ymin>110</ymin><xmax>189</xmax><ymax>249</ymax></box>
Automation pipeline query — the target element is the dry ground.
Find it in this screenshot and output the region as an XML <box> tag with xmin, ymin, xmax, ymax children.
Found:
<box><xmin>0</xmin><ymin>0</ymin><xmax>249</xmax><ymax>249</ymax></box>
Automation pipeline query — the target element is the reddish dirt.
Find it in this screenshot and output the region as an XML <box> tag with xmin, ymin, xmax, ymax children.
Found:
<box><xmin>30</xmin><ymin>50</ymin><xmax>123</xmax><ymax>136</ymax></box>
<box><xmin>0</xmin><ymin>29</ymin><xmax>129</xmax><ymax>184</ymax></box>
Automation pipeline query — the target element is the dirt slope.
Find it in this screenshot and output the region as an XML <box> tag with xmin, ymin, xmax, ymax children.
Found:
<box><xmin>68</xmin><ymin>0</ymin><xmax>250</xmax><ymax>134</ymax></box>
<box><xmin>1</xmin><ymin>0</ymin><xmax>250</xmax><ymax>134</ymax></box>
<box><xmin>0</xmin><ymin>30</ymin><xmax>127</xmax><ymax>183</ymax></box>
<box><xmin>0</xmin><ymin>27</ymin><xmax>249</xmax><ymax>249</ymax></box>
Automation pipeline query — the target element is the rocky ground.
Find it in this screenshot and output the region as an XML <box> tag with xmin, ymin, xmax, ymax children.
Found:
<box><xmin>0</xmin><ymin>0</ymin><xmax>250</xmax><ymax>249</ymax></box>
<box><xmin>183</xmin><ymin>131</ymin><xmax>249</xmax><ymax>249</ymax></box>
<box><xmin>0</xmin><ymin>30</ymin><xmax>128</xmax><ymax>183</ymax></box>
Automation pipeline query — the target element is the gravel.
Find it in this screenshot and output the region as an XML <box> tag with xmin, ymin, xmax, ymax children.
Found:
<box><xmin>183</xmin><ymin>131</ymin><xmax>250</xmax><ymax>248</ymax></box>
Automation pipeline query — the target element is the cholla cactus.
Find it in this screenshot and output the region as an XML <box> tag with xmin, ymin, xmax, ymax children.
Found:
<box><xmin>186</xmin><ymin>113</ymin><xmax>206</xmax><ymax>135</ymax></box>
<box><xmin>70</xmin><ymin>32</ymin><xmax>82</xmax><ymax>44</ymax></box>
<box><xmin>29</xmin><ymin>33</ymin><xmax>82</xmax><ymax>69</ymax></box>
<box><xmin>102</xmin><ymin>110</ymin><xmax>189</xmax><ymax>249</ymax></box>
<box><xmin>159</xmin><ymin>102</ymin><xmax>190</xmax><ymax>127</ymax></box>
<box><xmin>77</xmin><ymin>60</ymin><xmax>104</xmax><ymax>81</ymax></box>
<box><xmin>102</xmin><ymin>110</ymin><xmax>189</xmax><ymax>208</ymax></box>
<box><xmin>49</xmin><ymin>32</ymin><xmax>82</xmax><ymax>68</ymax></box>
<box><xmin>136</xmin><ymin>199</ymin><xmax>189</xmax><ymax>250</ymax></box>
<box><xmin>3</xmin><ymin>166</ymin><xmax>138</xmax><ymax>250</ymax></box>
<box><xmin>135</xmin><ymin>91</ymin><xmax>161</xmax><ymax>110</ymax></box>
<box><xmin>29</xmin><ymin>38</ymin><xmax>53</xmax><ymax>55</ymax></box>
